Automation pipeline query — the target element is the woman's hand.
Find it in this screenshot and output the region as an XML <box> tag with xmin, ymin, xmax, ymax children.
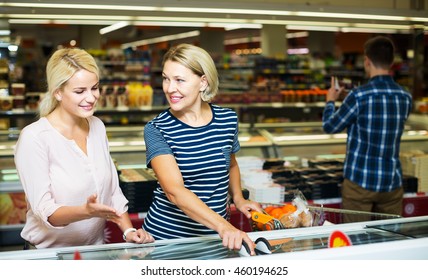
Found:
<box><xmin>233</xmin><ymin>198</ymin><xmax>263</xmax><ymax>219</ymax></box>
<box><xmin>125</xmin><ymin>229</ymin><xmax>155</xmax><ymax>244</ymax></box>
<box><xmin>217</xmin><ymin>221</ymin><xmax>256</xmax><ymax>255</ymax></box>
<box><xmin>85</xmin><ymin>193</ymin><xmax>120</xmax><ymax>220</ymax></box>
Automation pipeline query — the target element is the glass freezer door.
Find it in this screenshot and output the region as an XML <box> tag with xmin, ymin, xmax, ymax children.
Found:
<box><xmin>56</xmin><ymin>227</ymin><xmax>409</xmax><ymax>260</ymax></box>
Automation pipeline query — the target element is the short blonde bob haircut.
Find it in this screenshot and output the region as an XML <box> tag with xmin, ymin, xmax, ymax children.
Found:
<box><xmin>162</xmin><ymin>43</ymin><xmax>219</xmax><ymax>102</ymax></box>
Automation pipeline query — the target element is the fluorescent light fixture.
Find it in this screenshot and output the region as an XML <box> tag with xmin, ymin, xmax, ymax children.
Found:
<box><xmin>353</xmin><ymin>23</ymin><xmax>412</xmax><ymax>30</ymax></box>
<box><xmin>121</xmin><ymin>30</ymin><xmax>200</xmax><ymax>49</ymax></box>
<box><xmin>3</xmin><ymin>3</ymin><xmax>427</xmax><ymax>23</ymax></box>
<box><xmin>9</xmin><ymin>19</ymin><xmax>118</xmax><ymax>25</ymax></box>
<box><xmin>8</xmin><ymin>14</ymin><xmax>253</xmax><ymax>24</ymax></box>
<box><xmin>287</xmin><ymin>25</ymin><xmax>340</xmax><ymax>32</ymax></box>
<box><xmin>341</xmin><ymin>28</ymin><xmax>400</xmax><ymax>34</ymax></box>
<box><xmin>256</xmin><ymin>19</ymin><xmax>350</xmax><ymax>27</ymax></box>
<box><xmin>3</xmin><ymin>3</ymin><xmax>158</xmax><ymax>12</ymax></box>
<box><xmin>100</xmin><ymin>21</ymin><xmax>130</xmax><ymax>35</ymax></box>
<box><xmin>9</xmin><ymin>19</ymin><xmax>52</xmax><ymax>24</ymax></box>
<box><xmin>0</xmin><ymin>30</ymin><xmax>11</xmax><ymax>36</ymax></box>
<box><xmin>7</xmin><ymin>14</ymin><xmax>132</xmax><ymax>21</ymax></box>
<box><xmin>135</xmin><ymin>17</ymin><xmax>250</xmax><ymax>24</ymax></box>
<box><xmin>295</xmin><ymin>12</ymin><xmax>408</xmax><ymax>21</ymax></box>
<box><xmin>11</xmin><ymin>17</ymin><xmax>417</xmax><ymax>33</ymax></box>
<box><xmin>4</xmin><ymin>3</ymin><xmax>426</xmax><ymax>36</ymax></box>
<box><xmin>161</xmin><ymin>7</ymin><xmax>293</xmax><ymax>16</ymax></box>
<box><xmin>133</xmin><ymin>21</ymin><xmax>205</xmax><ymax>28</ymax></box>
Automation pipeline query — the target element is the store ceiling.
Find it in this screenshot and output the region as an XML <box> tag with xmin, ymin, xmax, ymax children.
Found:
<box><xmin>2</xmin><ymin>0</ymin><xmax>427</xmax><ymax>48</ymax></box>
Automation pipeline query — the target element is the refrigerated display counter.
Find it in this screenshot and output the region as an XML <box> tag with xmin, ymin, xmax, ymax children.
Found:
<box><xmin>255</xmin><ymin>120</ymin><xmax>428</xmax><ymax>160</ymax></box>
<box><xmin>1</xmin><ymin>215</ymin><xmax>427</xmax><ymax>260</ymax></box>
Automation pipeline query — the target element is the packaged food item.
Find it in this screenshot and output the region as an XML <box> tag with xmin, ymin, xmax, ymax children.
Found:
<box><xmin>25</xmin><ymin>92</ymin><xmax>42</xmax><ymax>110</ymax></box>
<box><xmin>253</xmin><ymin>190</ymin><xmax>314</xmax><ymax>230</ymax></box>
<box><xmin>0</xmin><ymin>96</ymin><xmax>13</xmax><ymax>110</ymax></box>
<box><xmin>12</xmin><ymin>95</ymin><xmax>25</xmax><ymax>109</ymax></box>
<box><xmin>11</xmin><ymin>83</ymin><xmax>26</xmax><ymax>96</ymax></box>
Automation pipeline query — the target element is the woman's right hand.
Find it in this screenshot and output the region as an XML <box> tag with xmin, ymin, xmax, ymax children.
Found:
<box><xmin>217</xmin><ymin>221</ymin><xmax>255</xmax><ymax>255</ymax></box>
<box><xmin>85</xmin><ymin>193</ymin><xmax>120</xmax><ymax>220</ymax></box>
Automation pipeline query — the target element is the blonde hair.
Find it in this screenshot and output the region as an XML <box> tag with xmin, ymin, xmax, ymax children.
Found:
<box><xmin>162</xmin><ymin>44</ymin><xmax>219</xmax><ymax>102</ymax></box>
<box><xmin>39</xmin><ymin>48</ymin><xmax>99</xmax><ymax>117</ymax></box>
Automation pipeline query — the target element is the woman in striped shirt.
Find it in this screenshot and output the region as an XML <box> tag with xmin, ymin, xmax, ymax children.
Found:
<box><xmin>143</xmin><ymin>44</ymin><xmax>262</xmax><ymax>255</ymax></box>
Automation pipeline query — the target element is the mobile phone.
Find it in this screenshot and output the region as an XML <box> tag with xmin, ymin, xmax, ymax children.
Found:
<box><xmin>334</xmin><ymin>76</ymin><xmax>340</xmax><ymax>90</ymax></box>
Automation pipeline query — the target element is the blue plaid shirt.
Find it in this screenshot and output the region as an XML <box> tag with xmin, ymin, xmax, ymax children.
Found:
<box><xmin>323</xmin><ymin>75</ymin><xmax>412</xmax><ymax>192</ymax></box>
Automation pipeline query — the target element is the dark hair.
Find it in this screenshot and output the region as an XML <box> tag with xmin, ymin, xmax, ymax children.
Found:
<box><xmin>364</xmin><ymin>36</ymin><xmax>395</xmax><ymax>69</ymax></box>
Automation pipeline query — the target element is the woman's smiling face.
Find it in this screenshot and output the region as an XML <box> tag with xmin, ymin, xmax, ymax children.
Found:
<box><xmin>56</xmin><ymin>69</ymin><xmax>100</xmax><ymax>118</ymax></box>
<box><xmin>162</xmin><ymin>60</ymin><xmax>206</xmax><ymax>111</ymax></box>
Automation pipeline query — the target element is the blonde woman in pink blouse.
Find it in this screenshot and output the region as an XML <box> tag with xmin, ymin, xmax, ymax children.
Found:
<box><xmin>14</xmin><ymin>48</ymin><xmax>154</xmax><ymax>249</ymax></box>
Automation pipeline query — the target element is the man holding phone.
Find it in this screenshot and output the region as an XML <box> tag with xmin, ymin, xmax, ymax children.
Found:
<box><xmin>322</xmin><ymin>36</ymin><xmax>412</xmax><ymax>221</ymax></box>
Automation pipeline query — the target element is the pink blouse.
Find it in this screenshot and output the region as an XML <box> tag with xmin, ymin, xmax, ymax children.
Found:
<box><xmin>14</xmin><ymin>116</ymin><xmax>128</xmax><ymax>248</ymax></box>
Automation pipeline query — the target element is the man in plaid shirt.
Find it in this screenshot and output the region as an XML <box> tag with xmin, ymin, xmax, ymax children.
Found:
<box><xmin>322</xmin><ymin>36</ymin><xmax>412</xmax><ymax>221</ymax></box>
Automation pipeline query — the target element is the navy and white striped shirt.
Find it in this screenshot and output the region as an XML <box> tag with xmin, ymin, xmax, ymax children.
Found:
<box><xmin>142</xmin><ymin>104</ymin><xmax>240</xmax><ymax>239</ymax></box>
<box><xmin>323</xmin><ymin>75</ymin><xmax>412</xmax><ymax>192</ymax></box>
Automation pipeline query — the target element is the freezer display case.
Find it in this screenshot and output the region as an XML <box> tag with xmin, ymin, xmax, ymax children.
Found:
<box><xmin>257</xmin><ymin>120</ymin><xmax>428</xmax><ymax>160</ymax></box>
<box><xmin>1</xmin><ymin>215</ymin><xmax>427</xmax><ymax>260</ymax></box>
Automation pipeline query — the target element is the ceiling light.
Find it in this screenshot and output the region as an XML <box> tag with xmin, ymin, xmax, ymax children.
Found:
<box><xmin>100</xmin><ymin>21</ymin><xmax>130</xmax><ymax>35</ymax></box>
<box><xmin>7</xmin><ymin>14</ymin><xmax>132</xmax><ymax>21</ymax></box>
<box><xmin>4</xmin><ymin>3</ymin><xmax>427</xmax><ymax>22</ymax></box>
<box><xmin>9</xmin><ymin>19</ymin><xmax>118</xmax><ymax>25</ymax></box>
<box><xmin>121</xmin><ymin>30</ymin><xmax>200</xmax><ymax>49</ymax></box>
<box><xmin>3</xmin><ymin>3</ymin><xmax>158</xmax><ymax>12</ymax></box>
<box><xmin>295</xmin><ymin>12</ymin><xmax>408</xmax><ymax>21</ymax></box>
<box><xmin>286</xmin><ymin>25</ymin><xmax>340</xmax><ymax>32</ymax></box>
<box><xmin>340</xmin><ymin>28</ymin><xmax>402</xmax><ymax>34</ymax></box>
